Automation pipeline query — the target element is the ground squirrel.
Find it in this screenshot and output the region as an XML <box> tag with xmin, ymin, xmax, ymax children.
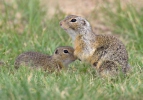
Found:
<box><xmin>14</xmin><ymin>46</ymin><xmax>77</xmax><ymax>72</ymax></box>
<box><xmin>60</xmin><ymin>15</ymin><xmax>130</xmax><ymax>77</ymax></box>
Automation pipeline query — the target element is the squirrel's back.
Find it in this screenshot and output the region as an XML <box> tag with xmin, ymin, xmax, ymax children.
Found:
<box><xmin>14</xmin><ymin>51</ymin><xmax>52</xmax><ymax>70</ymax></box>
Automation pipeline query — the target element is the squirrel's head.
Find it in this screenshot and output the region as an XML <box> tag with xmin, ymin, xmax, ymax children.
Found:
<box><xmin>60</xmin><ymin>15</ymin><xmax>92</xmax><ymax>41</ymax></box>
<box><xmin>53</xmin><ymin>46</ymin><xmax>77</xmax><ymax>67</ymax></box>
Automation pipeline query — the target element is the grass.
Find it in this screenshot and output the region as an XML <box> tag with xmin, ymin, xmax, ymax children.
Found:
<box><xmin>0</xmin><ymin>0</ymin><xmax>143</xmax><ymax>100</ymax></box>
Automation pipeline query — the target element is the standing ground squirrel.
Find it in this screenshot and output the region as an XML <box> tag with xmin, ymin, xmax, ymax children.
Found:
<box><xmin>60</xmin><ymin>15</ymin><xmax>130</xmax><ymax>77</ymax></box>
<box><xmin>14</xmin><ymin>46</ymin><xmax>77</xmax><ymax>72</ymax></box>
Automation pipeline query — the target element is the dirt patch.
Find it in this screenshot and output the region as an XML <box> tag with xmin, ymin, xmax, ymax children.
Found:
<box><xmin>43</xmin><ymin>0</ymin><xmax>96</xmax><ymax>17</ymax></box>
<box><xmin>42</xmin><ymin>0</ymin><xmax>142</xmax><ymax>17</ymax></box>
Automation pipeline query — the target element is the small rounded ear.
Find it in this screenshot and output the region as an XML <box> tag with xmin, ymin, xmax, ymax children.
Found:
<box><xmin>55</xmin><ymin>50</ymin><xmax>58</xmax><ymax>54</ymax></box>
<box><xmin>82</xmin><ymin>20</ymin><xmax>86</xmax><ymax>25</ymax></box>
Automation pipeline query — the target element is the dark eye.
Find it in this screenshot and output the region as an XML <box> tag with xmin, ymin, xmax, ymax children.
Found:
<box><xmin>71</xmin><ymin>19</ymin><xmax>76</xmax><ymax>22</ymax></box>
<box><xmin>63</xmin><ymin>50</ymin><xmax>69</xmax><ymax>53</ymax></box>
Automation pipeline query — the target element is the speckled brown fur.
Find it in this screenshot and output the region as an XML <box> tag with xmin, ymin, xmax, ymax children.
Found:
<box><xmin>14</xmin><ymin>46</ymin><xmax>77</xmax><ymax>72</ymax></box>
<box><xmin>60</xmin><ymin>15</ymin><xmax>130</xmax><ymax>77</ymax></box>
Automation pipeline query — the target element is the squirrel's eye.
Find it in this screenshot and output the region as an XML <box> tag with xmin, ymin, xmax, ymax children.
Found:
<box><xmin>71</xmin><ymin>19</ymin><xmax>76</xmax><ymax>22</ymax></box>
<box><xmin>63</xmin><ymin>50</ymin><xmax>69</xmax><ymax>53</ymax></box>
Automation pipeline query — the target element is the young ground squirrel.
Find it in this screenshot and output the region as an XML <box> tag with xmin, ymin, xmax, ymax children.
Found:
<box><xmin>60</xmin><ymin>15</ymin><xmax>130</xmax><ymax>77</ymax></box>
<box><xmin>14</xmin><ymin>46</ymin><xmax>77</xmax><ymax>72</ymax></box>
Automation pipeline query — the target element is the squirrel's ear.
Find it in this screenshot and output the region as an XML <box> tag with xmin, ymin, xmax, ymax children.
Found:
<box><xmin>82</xmin><ymin>20</ymin><xmax>86</xmax><ymax>25</ymax></box>
<box><xmin>54</xmin><ymin>50</ymin><xmax>58</xmax><ymax>54</ymax></box>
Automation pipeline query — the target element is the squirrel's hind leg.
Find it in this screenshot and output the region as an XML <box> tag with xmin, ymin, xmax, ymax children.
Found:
<box><xmin>95</xmin><ymin>60</ymin><xmax>120</xmax><ymax>77</ymax></box>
